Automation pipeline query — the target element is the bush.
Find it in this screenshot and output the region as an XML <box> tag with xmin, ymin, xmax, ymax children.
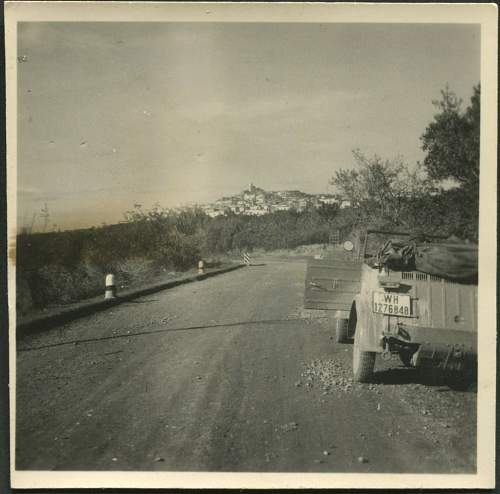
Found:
<box><xmin>17</xmin><ymin>204</ymin><xmax>352</xmax><ymax>312</ymax></box>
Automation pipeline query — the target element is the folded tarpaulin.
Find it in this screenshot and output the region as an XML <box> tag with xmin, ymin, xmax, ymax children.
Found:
<box><xmin>415</xmin><ymin>243</ymin><xmax>478</xmax><ymax>282</ymax></box>
<box><xmin>375</xmin><ymin>239</ymin><xmax>417</xmax><ymax>271</ymax></box>
<box><xmin>373</xmin><ymin>239</ymin><xmax>478</xmax><ymax>282</ymax></box>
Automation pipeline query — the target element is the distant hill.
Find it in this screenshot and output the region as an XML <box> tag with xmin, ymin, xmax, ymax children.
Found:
<box><xmin>199</xmin><ymin>183</ymin><xmax>344</xmax><ymax>218</ymax></box>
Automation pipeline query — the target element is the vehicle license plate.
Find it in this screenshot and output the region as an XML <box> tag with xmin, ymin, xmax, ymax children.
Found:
<box><xmin>372</xmin><ymin>291</ymin><xmax>411</xmax><ymax>317</ymax></box>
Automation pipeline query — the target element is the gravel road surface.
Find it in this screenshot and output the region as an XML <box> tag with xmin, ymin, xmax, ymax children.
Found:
<box><xmin>16</xmin><ymin>258</ymin><xmax>476</xmax><ymax>472</ymax></box>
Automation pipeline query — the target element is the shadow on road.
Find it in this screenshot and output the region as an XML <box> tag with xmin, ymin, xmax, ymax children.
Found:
<box><xmin>374</xmin><ymin>368</ymin><xmax>440</xmax><ymax>385</ymax></box>
<box><xmin>18</xmin><ymin>316</ymin><xmax>328</xmax><ymax>353</ymax></box>
<box><xmin>373</xmin><ymin>367</ymin><xmax>477</xmax><ymax>392</ymax></box>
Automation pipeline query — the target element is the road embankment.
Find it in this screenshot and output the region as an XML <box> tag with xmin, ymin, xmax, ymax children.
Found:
<box><xmin>16</xmin><ymin>263</ymin><xmax>245</xmax><ymax>339</ymax></box>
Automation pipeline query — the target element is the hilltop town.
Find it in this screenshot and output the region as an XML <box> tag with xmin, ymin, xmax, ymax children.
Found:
<box><xmin>199</xmin><ymin>184</ymin><xmax>350</xmax><ymax>218</ymax></box>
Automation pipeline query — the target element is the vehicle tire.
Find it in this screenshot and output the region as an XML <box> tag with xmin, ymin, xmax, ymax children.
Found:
<box><xmin>353</xmin><ymin>340</ymin><xmax>376</xmax><ymax>383</ymax></box>
<box><xmin>335</xmin><ymin>318</ymin><xmax>349</xmax><ymax>343</ymax></box>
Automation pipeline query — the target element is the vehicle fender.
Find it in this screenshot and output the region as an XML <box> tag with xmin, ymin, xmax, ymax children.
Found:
<box><xmin>347</xmin><ymin>300</ymin><xmax>358</xmax><ymax>338</ymax></box>
<box><xmin>353</xmin><ymin>292</ymin><xmax>384</xmax><ymax>353</ymax></box>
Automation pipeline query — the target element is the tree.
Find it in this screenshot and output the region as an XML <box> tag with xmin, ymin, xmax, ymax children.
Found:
<box><xmin>329</xmin><ymin>85</ymin><xmax>480</xmax><ymax>240</ymax></box>
<box><xmin>420</xmin><ymin>84</ymin><xmax>480</xmax><ymax>193</ymax></box>
<box><xmin>316</xmin><ymin>202</ymin><xmax>339</xmax><ymax>220</ymax></box>
<box><xmin>330</xmin><ymin>150</ymin><xmax>429</xmax><ymax>225</ymax></box>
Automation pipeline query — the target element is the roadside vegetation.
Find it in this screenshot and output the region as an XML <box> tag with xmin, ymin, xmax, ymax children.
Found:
<box><xmin>331</xmin><ymin>85</ymin><xmax>480</xmax><ymax>241</ymax></box>
<box><xmin>17</xmin><ymin>85</ymin><xmax>480</xmax><ymax>314</ymax></box>
<box><xmin>16</xmin><ymin>204</ymin><xmax>349</xmax><ymax>314</ymax></box>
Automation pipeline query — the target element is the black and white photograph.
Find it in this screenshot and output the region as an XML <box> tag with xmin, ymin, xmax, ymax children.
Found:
<box><xmin>5</xmin><ymin>2</ymin><xmax>497</xmax><ymax>489</ymax></box>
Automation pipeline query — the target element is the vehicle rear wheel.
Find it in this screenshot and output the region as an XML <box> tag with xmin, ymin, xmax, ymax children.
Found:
<box><xmin>335</xmin><ymin>318</ymin><xmax>349</xmax><ymax>343</ymax></box>
<box><xmin>353</xmin><ymin>340</ymin><xmax>376</xmax><ymax>382</ymax></box>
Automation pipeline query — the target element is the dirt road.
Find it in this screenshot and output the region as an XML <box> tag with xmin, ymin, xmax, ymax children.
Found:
<box><xmin>16</xmin><ymin>258</ymin><xmax>476</xmax><ymax>472</ymax></box>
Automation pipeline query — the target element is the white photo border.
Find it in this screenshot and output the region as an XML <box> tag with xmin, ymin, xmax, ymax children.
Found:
<box><xmin>5</xmin><ymin>1</ymin><xmax>497</xmax><ymax>489</ymax></box>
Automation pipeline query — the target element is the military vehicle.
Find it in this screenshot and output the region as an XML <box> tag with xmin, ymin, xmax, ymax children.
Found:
<box><xmin>304</xmin><ymin>229</ymin><xmax>478</xmax><ymax>383</ymax></box>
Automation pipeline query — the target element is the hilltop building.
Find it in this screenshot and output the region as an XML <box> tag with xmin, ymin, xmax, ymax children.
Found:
<box><xmin>199</xmin><ymin>185</ymin><xmax>344</xmax><ymax>218</ymax></box>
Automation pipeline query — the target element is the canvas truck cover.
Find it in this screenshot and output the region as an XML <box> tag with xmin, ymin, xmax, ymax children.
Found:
<box><xmin>373</xmin><ymin>239</ymin><xmax>478</xmax><ymax>283</ymax></box>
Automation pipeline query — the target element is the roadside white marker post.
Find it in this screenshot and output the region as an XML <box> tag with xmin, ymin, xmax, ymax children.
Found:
<box><xmin>198</xmin><ymin>260</ymin><xmax>204</xmax><ymax>274</ymax></box>
<box><xmin>243</xmin><ymin>252</ymin><xmax>251</xmax><ymax>266</ymax></box>
<box><xmin>105</xmin><ymin>273</ymin><xmax>117</xmax><ymax>299</ymax></box>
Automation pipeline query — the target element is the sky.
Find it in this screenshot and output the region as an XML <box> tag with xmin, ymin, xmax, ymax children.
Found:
<box><xmin>17</xmin><ymin>22</ymin><xmax>480</xmax><ymax>231</ymax></box>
